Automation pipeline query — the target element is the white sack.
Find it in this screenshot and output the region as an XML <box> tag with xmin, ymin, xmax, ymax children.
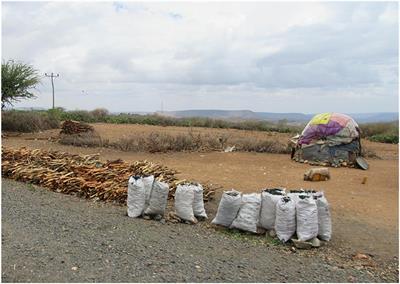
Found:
<box><xmin>296</xmin><ymin>196</ymin><xmax>318</xmax><ymax>241</ymax></box>
<box><xmin>211</xmin><ymin>190</ymin><xmax>242</xmax><ymax>227</ymax></box>
<box><xmin>175</xmin><ymin>185</ymin><xmax>196</xmax><ymax>222</ymax></box>
<box><xmin>275</xmin><ymin>196</ymin><xmax>296</xmax><ymax>242</ymax></box>
<box><xmin>143</xmin><ymin>175</ymin><xmax>155</xmax><ymax>207</ymax></box>
<box><xmin>314</xmin><ymin>192</ymin><xmax>332</xmax><ymax>241</ymax></box>
<box><xmin>127</xmin><ymin>176</ymin><xmax>146</xmax><ymax>218</ymax></box>
<box><xmin>287</xmin><ymin>192</ymin><xmax>301</xmax><ymax>205</ymax></box>
<box><xmin>230</xmin><ymin>193</ymin><xmax>261</xmax><ymax>233</ymax></box>
<box><xmin>259</xmin><ymin>189</ymin><xmax>285</xmax><ymax>230</ymax></box>
<box><xmin>192</xmin><ymin>184</ymin><xmax>208</xmax><ymax>218</ymax></box>
<box><xmin>144</xmin><ymin>180</ymin><xmax>169</xmax><ymax>216</ymax></box>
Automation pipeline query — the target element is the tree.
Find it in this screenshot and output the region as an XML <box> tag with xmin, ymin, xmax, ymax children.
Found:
<box><xmin>1</xmin><ymin>60</ymin><xmax>41</xmax><ymax>109</ymax></box>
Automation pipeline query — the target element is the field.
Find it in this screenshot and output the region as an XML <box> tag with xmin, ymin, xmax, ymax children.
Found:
<box><xmin>2</xmin><ymin>122</ymin><xmax>399</xmax><ymax>282</ymax></box>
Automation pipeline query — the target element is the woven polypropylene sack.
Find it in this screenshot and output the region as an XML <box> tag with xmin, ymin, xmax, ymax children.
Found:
<box><xmin>287</xmin><ymin>192</ymin><xmax>300</xmax><ymax>205</ymax></box>
<box><xmin>211</xmin><ymin>190</ymin><xmax>242</xmax><ymax>227</ymax></box>
<box><xmin>127</xmin><ymin>176</ymin><xmax>146</xmax><ymax>218</ymax></box>
<box><xmin>296</xmin><ymin>196</ymin><xmax>318</xmax><ymax>241</ymax></box>
<box><xmin>275</xmin><ymin>197</ymin><xmax>296</xmax><ymax>242</ymax></box>
<box><xmin>192</xmin><ymin>184</ymin><xmax>208</xmax><ymax>218</ymax></box>
<box><xmin>143</xmin><ymin>175</ymin><xmax>155</xmax><ymax>207</ymax></box>
<box><xmin>144</xmin><ymin>180</ymin><xmax>169</xmax><ymax>216</ymax></box>
<box><xmin>259</xmin><ymin>190</ymin><xmax>284</xmax><ymax>230</ymax></box>
<box><xmin>314</xmin><ymin>192</ymin><xmax>332</xmax><ymax>241</ymax></box>
<box><xmin>175</xmin><ymin>185</ymin><xmax>196</xmax><ymax>222</ymax></box>
<box><xmin>230</xmin><ymin>193</ymin><xmax>261</xmax><ymax>233</ymax></box>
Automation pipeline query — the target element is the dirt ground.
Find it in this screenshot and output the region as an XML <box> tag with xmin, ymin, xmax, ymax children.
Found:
<box><xmin>2</xmin><ymin>124</ymin><xmax>399</xmax><ymax>269</ymax></box>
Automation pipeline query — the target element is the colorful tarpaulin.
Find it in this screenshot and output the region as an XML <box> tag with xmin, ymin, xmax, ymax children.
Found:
<box><xmin>298</xmin><ymin>113</ymin><xmax>360</xmax><ymax>146</ymax></box>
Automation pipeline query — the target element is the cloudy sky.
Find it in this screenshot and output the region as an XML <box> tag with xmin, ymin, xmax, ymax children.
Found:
<box><xmin>2</xmin><ymin>1</ymin><xmax>398</xmax><ymax>113</ymax></box>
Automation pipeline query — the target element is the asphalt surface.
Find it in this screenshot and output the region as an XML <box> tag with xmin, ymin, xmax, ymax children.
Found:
<box><xmin>1</xmin><ymin>179</ymin><xmax>397</xmax><ymax>282</ymax></box>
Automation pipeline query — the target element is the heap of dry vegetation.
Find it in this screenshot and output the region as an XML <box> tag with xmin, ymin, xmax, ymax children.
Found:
<box><xmin>1</xmin><ymin>147</ymin><xmax>216</xmax><ymax>203</ymax></box>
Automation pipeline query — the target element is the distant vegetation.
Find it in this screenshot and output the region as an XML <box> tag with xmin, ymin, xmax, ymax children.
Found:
<box><xmin>360</xmin><ymin>121</ymin><xmax>399</xmax><ymax>144</ymax></box>
<box><xmin>2</xmin><ymin>109</ymin><xmax>398</xmax><ymax>144</ymax></box>
<box><xmin>47</xmin><ymin>108</ymin><xmax>303</xmax><ymax>133</ymax></box>
<box><xmin>1</xmin><ymin>110</ymin><xmax>59</xmax><ymax>132</ymax></box>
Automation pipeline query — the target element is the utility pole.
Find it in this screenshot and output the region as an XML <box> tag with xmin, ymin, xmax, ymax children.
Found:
<box><xmin>45</xmin><ymin>73</ymin><xmax>59</xmax><ymax>109</ymax></box>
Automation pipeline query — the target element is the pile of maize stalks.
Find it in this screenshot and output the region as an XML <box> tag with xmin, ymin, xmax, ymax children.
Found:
<box><xmin>60</xmin><ymin>120</ymin><xmax>94</xmax><ymax>135</ymax></box>
<box><xmin>1</xmin><ymin>147</ymin><xmax>216</xmax><ymax>203</ymax></box>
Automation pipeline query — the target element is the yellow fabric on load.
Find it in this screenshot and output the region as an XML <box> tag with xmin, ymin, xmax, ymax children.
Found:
<box><xmin>310</xmin><ymin>113</ymin><xmax>332</xmax><ymax>125</ymax></box>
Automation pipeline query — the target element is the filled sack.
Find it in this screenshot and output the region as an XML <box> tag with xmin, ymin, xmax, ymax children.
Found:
<box><xmin>259</xmin><ymin>188</ymin><xmax>285</xmax><ymax>230</ymax></box>
<box><xmin>175</xmin><ymin>184</ymin><xmax>197</xmax><ymax>223</ymax></box>
<box><xmin>127</xmin><ymin>176</ymin><xmax>146</xmax><ymax>218</ymax></box>
<box><xmin>144</xmin><ymin>180</ymin><xmax>169</xmax><ymax>216</ymax></box>
<box><xmin>230</xmin><ymin>193</ymin><xmax>261</xmax><ymax>233</ymax></box>
<box><xmin>296</xmin><ymin>195</ymin><xmax>318</xmax><ymax>241</ymax></box>
<box><xmin>314</xmin><ymin>192</ymin><xmax>332</xmax><ymax>241</ymax></box>
<box><xmin>275</xmin><ymin>196</ymin><xmax>296</xmax><ymax>242</ymax></box>
<box><xmin>211</xmin><ymin>190</ymin><xmax>242</xmax><ymax>227</ymax></box>
<box><xmin>192</xmin><ymin>184</ymin><xmax>208</xmax><ymax>219</ymax></box>
<box><xmin>288</xmin><ymin>190</ymin><xmax>315</xmax><ymax>205</ymax></box>
<box><xmin>143</xmin><ymin>175</ymin><xmax>155</xmax><ymax>207</ymax></box>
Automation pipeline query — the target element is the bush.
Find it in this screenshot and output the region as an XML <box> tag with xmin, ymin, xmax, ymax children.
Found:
<box><xmin>2</xmin><ymin>110</ymin><xmax>59</xmax><ymax>132</ymax></box>
<box><xmin>368</xmin><ymin>134</ymin><xmax>399</xmax><ymax>144</ymax></box>
<box><xmin>90</xmin><ymin>108</ymin><xmax>109</xmax><ymax>120</ymax></box>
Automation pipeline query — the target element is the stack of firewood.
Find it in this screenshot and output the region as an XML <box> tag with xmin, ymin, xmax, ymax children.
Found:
<box><xmin>60</xmin><ymin>120</ymin><xmax>94</xmax><ymax>135</ymax></box>
<box><xmin>1</xmin><ymin>147</ymin><xmax>216</xmax><ymax>203</ymax></box>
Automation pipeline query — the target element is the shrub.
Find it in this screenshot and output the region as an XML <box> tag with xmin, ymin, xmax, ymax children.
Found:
<box><xmin>2</xmin><ymin>110</ymin><xmax>59</xmax><ymax>132</ymax></box>
<box><xmin>368</xmin><ymin>134</ymin><xmax>399</xmax><ymax>144</ymax></box>
<box><xmin>90</xmin><ymin>108</ymin><xmax>109</xmax><ymax>121</ymax></box>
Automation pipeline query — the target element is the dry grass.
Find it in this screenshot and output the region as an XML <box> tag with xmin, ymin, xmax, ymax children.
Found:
<box><xmin>57</xmin><ymin>129</ymin><xmax>290</xmax><ymax>154</ymax></box>
<box><xmin>59</xmin><ymin>132</ymin><xmax>109</xmax><ymax>148</ymax></box>
<box><xmin>111</xmin><ymin>131</ymin><xmax>290</xmax><ymax>154</ymax></box>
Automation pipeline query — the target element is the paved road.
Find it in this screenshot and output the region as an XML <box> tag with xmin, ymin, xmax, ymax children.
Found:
<box><xmin>1</xmin><ymin>179</ymin><xmax>396</xmax><ymax>282</ymax></box>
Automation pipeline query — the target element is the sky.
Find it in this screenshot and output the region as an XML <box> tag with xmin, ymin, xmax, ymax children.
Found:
<box><xmin>1</xmin><ymin>1</ymin><xmax>399</xmax><ymax>113</ymax></box>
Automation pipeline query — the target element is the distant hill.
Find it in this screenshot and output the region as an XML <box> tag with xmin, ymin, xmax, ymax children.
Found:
<box><xmin>158</xmin><ymin>110</ymin><xmax>398</xmax><ymax>123</ymax></box>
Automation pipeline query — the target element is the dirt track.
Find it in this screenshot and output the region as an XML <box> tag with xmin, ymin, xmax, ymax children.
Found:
<box><xmin>2</xmin><ymin>124</ymin><xmax>399</xmax><ymax>275</ymax></box>
<box><xmin>2</xmin><ymin>179</ymin><xmax>398</xmax><ymax>282</ymax></box>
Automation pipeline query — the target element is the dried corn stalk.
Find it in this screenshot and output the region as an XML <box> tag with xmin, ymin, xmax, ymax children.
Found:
<box><xmin>60</xmin><ymin>120</ymin><xmax>94</xmax><ymax>135</ymax></box>
<box><xmin>1</xmin><ymin>147</ymin><xmax>216</xmax><ymax>203</ymax></box>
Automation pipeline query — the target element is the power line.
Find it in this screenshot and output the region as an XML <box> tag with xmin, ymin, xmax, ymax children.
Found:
<box><xmin>45</xmin><ymin>72</ymin><xmax>59</xmax><ymax>109</ymax></box>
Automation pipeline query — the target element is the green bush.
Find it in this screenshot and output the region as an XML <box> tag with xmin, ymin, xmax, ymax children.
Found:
<box><xmin>2</xmin><ymin>110</ymin><xmax>59</xmax><ymax>132</ymax></box>
<box><xmin>368</xmin><ymin>134</ymin><xmax>399</xmax><ymax>144</ymax></box>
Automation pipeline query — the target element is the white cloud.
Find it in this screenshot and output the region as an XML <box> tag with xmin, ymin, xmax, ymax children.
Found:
<box><xmin>1</xmin><ymin>1</ymin><xmax>398</xmax><ymax>112</ymax></box>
